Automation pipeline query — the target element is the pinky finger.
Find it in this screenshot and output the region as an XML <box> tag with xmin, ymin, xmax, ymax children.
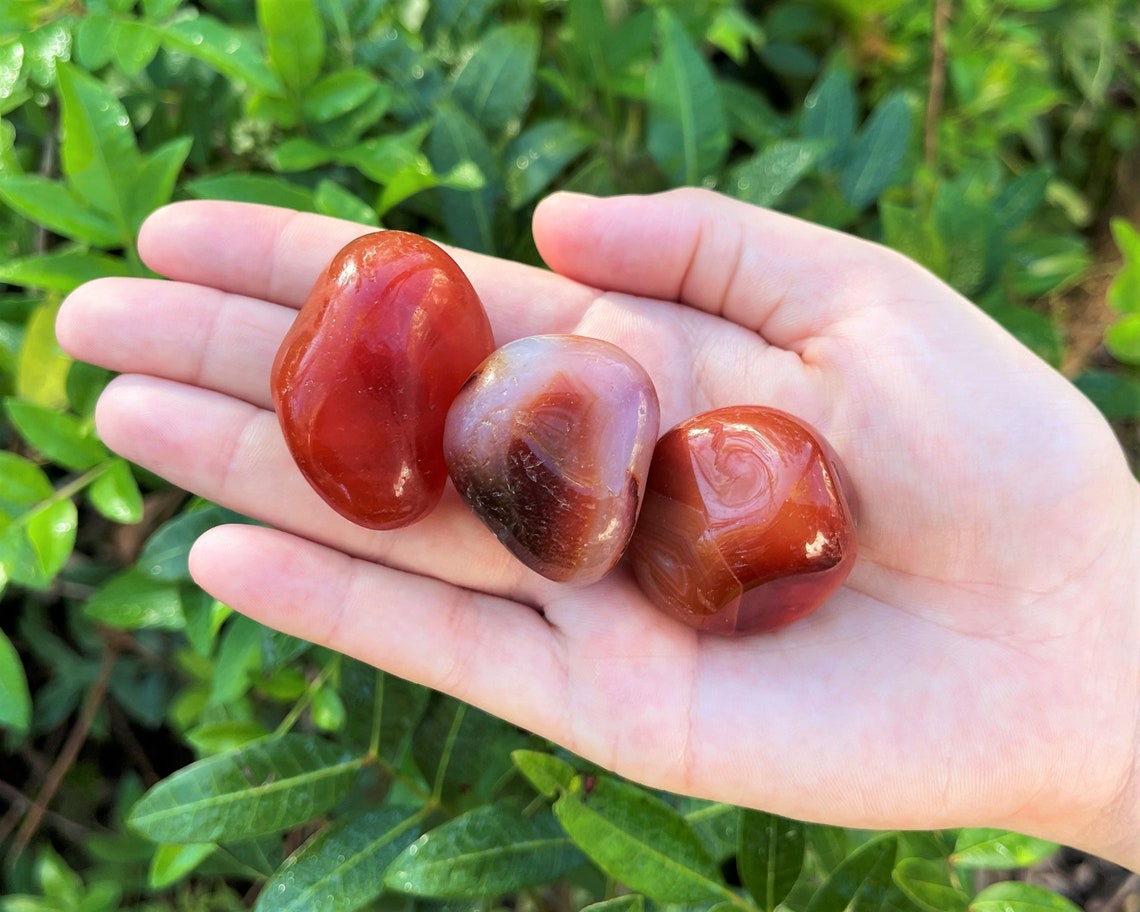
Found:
<box><xmin>189</xmin><ymin>524</ymin><xmax>567</xmax><ymax>733</ymax></box>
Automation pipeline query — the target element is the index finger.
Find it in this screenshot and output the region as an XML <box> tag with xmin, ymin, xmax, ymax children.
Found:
<box><xmin>138</xmin><ymin>201</ymin><xmax>596</xmax><ymax>344</ymax></box>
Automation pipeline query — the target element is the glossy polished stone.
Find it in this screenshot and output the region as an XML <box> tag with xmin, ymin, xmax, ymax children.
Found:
<box><xmin>443</xmin><ymin>335</ymin><xmax>660</xmax><ymax>584</ymax></box>
<box><xmin>272</xmin><ymin>231</ymin><xmax>494</xmax><ymax>529</ymax></box>
<box><xmin>628</xmin><ymin>406</ymin><xmax>857</xmax><ymax>634</ymax></box>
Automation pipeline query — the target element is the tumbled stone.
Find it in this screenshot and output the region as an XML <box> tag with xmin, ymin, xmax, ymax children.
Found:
<box><xmin>272</xmin><ymin>231</ymin><xmax>494</xmax><ymax>529</ymax></box>
<box><xmin>628</xmin><ymin>406</ymin><xmax>858</xmax><ymax>635</ymax></box>
<box><xmin>443</xmin><ymin>335</ymin><xmax>660</xmax><ymax>584</ymax></box>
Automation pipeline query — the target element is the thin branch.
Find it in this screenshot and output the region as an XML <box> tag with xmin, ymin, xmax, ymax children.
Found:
<box><xmin>925</xmin><ymin>0</ymin><xmax>952</xmax><ymax>165</ymax></box>
<box><xmin>7</xmin><ymin>642</ymin><xmax>119</xmax><ymax>864</ymax></box>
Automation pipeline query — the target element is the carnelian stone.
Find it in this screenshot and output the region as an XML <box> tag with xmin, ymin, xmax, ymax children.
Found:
<box><xmin>272</xmin><ymin>231</ymin><xmax>494</xmax><ymax>529</ymax></box>
<box><xmin>443</xmin><ymin>335</ymin><xmax>660</xmax><ymax>584</ymax></box>
<box><xmin>628</xmin><ymin>406</ymin><xmax>857</xmax><ymax>634</ymax></box>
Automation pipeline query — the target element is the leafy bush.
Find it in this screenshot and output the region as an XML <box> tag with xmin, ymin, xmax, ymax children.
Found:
<box><xmin>1</xmin><ymin>1</ymin><xmax>1137</xmax><ymax>910</ymax></box>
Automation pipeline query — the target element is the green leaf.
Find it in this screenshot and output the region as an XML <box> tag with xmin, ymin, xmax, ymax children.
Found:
<box><xmin>892</xmin><ymin>857</ymin><xmax>967</xmax><ymax>912</ymax></box>
<box><xmin>511</xmin><ymin>749</ymin><xmax>575</xmax><ymax>798</ymax></box>
<box><xmin>646</xmin><ymin>9</ymin><xmax>729</xmax><ymax>186</ymax></box>
<box><xmin>87</xmin><ymin>458</ymin><xmax>143</xmax><ymax>524</ymax></box>
<box><xmin>56</xmin><ymin>63</ymin><xmax>140</xmax><ymax>234</ymax></box>
<box><xmin>994</xmin><ymin>169</ymin><xmax>1051</xmax><ymax>231</ymax></box>
<box><xmin>75</xmin><ymin>13</ymin><xmax>115</xmax><ymax>70</ymax></box>
<box><xmin>310</xmin><ymin>685</ymin><xmax>346</xmax><ymax>732</ymax></box>
<box><xmin>131</xmin><ymin>136</ymin><xmax>193</xmax><ymax>225</ymax></box>
<box><xmin>139</xmin><ymin>504</ymin><xmax>249</xmax><ymax>581</ymax></box>
<box><xmin>302</xmin><ymin>69</ymin><xmax>384</xmax><ymax>123</ymax></box>
<box><xmin>0</xmin><ymin>175</ymin><xmax>122</xmax><ymax>246</ymax></box>
<box><xmin>803</xmin><ymin>62</ymin><xmax>857</xmax><ymax>170</ymax></box>
<box><xmin>722</xmin><ymin>80</ymin><xmax>785</xmax><ymax>149</ymax></box>
<box><xmin>184</xmin><ymin>173</ymin><xmax>316</xmax><ymax>211</ymax></box>
<box><xmin>24</xmin><ymin>498</ymin><xmax>78</xmax><ymax>584</ymax></box>
<box><xmin>84</xmin><ymin>569</ymin><xmax>185</xmax><ymax>630</ymax></box>
<box><xmin>505</xmin><ymin>119</ymin><xmax>595</xmax><ymax>208</ymax></box>
<box><xmin>1108</xmin><ymin>218</ymin><xmax>1140</xmax><ymax>315</ymax></box>
<box><xmin>881</xmin><ymin>201</ymin><xmax>947</xmax><ymax>276</ymax></box>
<box><xmin>148</xmin><ymin>843</ymin><xmax>215</xmax><ymax>889</ymax></box>
<box><xmin>0</xmin><ymin>452</ymin><xmax>53</xmax><ymax>514</ymax></box>
<box><xmin>270</xmin><ymin>137</ymin><xmax>335</xmax><ymax>172</ymax></box>
<box><xmin>162</xmin><ymin>15</ymin><xmax>282</xmax><ymax>94</ymax></box>
<box><xmin>0</xmin><ymin>41</ymin><xmax>24</xmax><ymax>104</ymax></box>
<box><xmin>839</xmin><ymin>92</ymin><xmax>912</xmax><ymax>209</ymax></box>
<box><xmin>1074</xmin><ymin>370</ymin><xmax>1140</xmax><ymax>419</ymax></box>
<box><xmin>256</xmin><ymin>808</ymin><xmax>420</xmax><ymax>912</ymax></box>
<box><xmin>341</xmin><ymin>127</ymin><xmax>429</xmax><ymax>184</ymax></box>
<box><xmin>553</xmin><ymin>775</ymin><xmax>726</xmax><ymax>904</ymax></box>
<box><xmin>257</xmin><ymin>0</ymin><xmax>325</xmax><ymax>94</ymax></box>
<box><xmin>0</xmin><ymin>628</ymin><xmax>31</xmax><ymax>733</ymax></box>
<box><xmin>386</xmin><ymin>803</ymin><xmax>585</xmax><ymax>899</ymax></box>
<box><xmin>950</xmin><ymin>829</ymin><xmax>1058</xmax><ymax>870</ymax></box>
<box><xmin>4</xmin><ymin>398</ymin><xmax>108</xmax><ymax>471</ymax></box>
<box><xmin>111</xmin><ymin>18</ymin><xmax>162</xmax><ymax>76</ymax></box>
<box><xmin>805</xmin><ymin>834</ymin><xmax>897</xmax><ymax>912</ymax></box>
<box><xmin>211</xmin><ymin>614</ymin><xmax>264</xmax><ymax>704</ymax></box>
<box><xmin>314</xmin><ymin>180</ymin><xmax>379</xmax><ymax>227</ymax></box>
<box><xmin>738</xmin><ymin>810</ymin><xmax>805</xmax><ymax>912</ymax></box>
<box><xmin>725</xmin><ymin>139</ymin><xmax>824</xmax><ymax>209</ymax></box>
<box><xmin>0</xmin><ymin>249</ymin><xmax>133</xmax><ymax>293</ymax></box>
<box><xmin>452</xmin><ymin>23</ymin><xmax>539</xmax><ymax>134</ymax></box>
<box><xmin>128</xmin><ymin>734</ymin><xmax>362</xmax><ymax>843</ymax></box>
<box><xmin>580</xmin><ymin>897</ymin><xmax>645</xmax><ymax>912</ymax></box>
<box><xmin>17</xmin><ymin>301</ymin><xmax>71</xmax><ymax>409</ymax></box>
<box><xmin>184</xmin><ymin>720</ymin><xmax>269</xmax><ymax>756</ymax></box>
<box><xmin>428</xmin><ymin>104</ymin><xmax>501</xmax><ymax>254</ymax></box>
<box><xmin>969</xmin><ymin>882</ymin><xmax>1082</xmax><ymax>912</ymax></box>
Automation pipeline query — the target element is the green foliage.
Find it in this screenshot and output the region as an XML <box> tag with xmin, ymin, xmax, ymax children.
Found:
<box><xmin>1</xmin><ymin>0</ymin><xmax>1137</xmax><ymax>909</ymax></box>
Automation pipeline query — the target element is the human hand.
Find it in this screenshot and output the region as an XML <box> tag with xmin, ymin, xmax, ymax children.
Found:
<box><xmin>56</xmin><ymin>189</ymin><xmax>1140</xmax><ymax>869</ymax></box>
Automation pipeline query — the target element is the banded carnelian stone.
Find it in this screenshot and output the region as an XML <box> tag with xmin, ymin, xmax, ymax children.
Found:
<box><xmin>443</xmin><ymin>335</ymin><xmax>660</xmax><ymax>584</ymax></box>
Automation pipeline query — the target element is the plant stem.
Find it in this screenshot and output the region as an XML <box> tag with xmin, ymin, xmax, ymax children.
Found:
<box><xmin>924</xmin><ymin>0</ymin><xmax>952</xmax><ymax>166</ymax></box>
<box><xmin>430</xmin><ymin>702</ymin><xmax>467</xmax><ymax>804</ymax></box>
<box><xmin>274</xmin><ymin>656</ymin><xmax>340</xmax><ymax>737</ymax></box>
<box><xmin>7</xmin><ymin>638</ymin><xmax>119</xmax><ymax>864</ymax></box>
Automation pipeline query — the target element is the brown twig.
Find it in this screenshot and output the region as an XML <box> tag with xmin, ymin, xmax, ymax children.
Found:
<box><xmin>0</xmin><ymin>780</ymin><xmax>92</xmax><ymax>845</ymax></box>
<box><xmin>6</xmin><ymin>642</ymin><xmax>119</xmax><ymax>865</ymax></box>
<box><xmin>924</xmin><ymin>0</ymin><xmax>952</xmax><ymax>165</ymax></box>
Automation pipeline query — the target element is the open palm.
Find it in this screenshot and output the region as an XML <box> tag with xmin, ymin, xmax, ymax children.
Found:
<box><xmin>57</xmin><ymin>189</ymin><xmax>1139</xmax><ymax>863</ymax></box>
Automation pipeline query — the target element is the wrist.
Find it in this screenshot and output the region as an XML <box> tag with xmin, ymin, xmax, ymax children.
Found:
<box><xmin>1095</xmin><ymin>478</ymin><xmax>1140</xmax><ymax>872</ymax></box>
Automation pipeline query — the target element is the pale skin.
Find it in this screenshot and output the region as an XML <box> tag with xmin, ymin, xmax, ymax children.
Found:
<box><xmin>56</xmin><ymin>189</ymin><xmax>1139</xmax><ymax>869</ymax></box>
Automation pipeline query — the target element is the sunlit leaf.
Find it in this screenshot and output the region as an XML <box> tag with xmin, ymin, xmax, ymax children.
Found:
<box><xmin>0</xmin><ymin>175</ymin><xmax>122</xmax><ymax>246</ymax></box>
<box><xmin>87</xmin><ymin>458</ymin><xmax>144</xmax><ymax>524</ymax></box>
<box><xmin>149</xmin><ymin>843</ymin><xmax>215</xmax><ymax>889</ymax></box>
<box><xmin>163</xmin><ymin>14</ymin><xmax>281</xmax><ymax>94</ymax></box>
<box><xmin>56</xmin><ymin>63</ymin><xmax>140</xmax><ymax>233</ymax></box>
<box><xmin>257</xmin><ymin>0</ymin><xmax>324</xmax><ymax>93</ymax></box>
<box><xmin>969</xmin><ymin>882</ymin><xmax>1081</xmax><ymax>912</ymax></box>
<box><xmin>950</xmin><ymin>829</ymin><xmax>1058</xmax><ymax>870</ymax></box>
<box><xmin>511</xmin><ymin>749</ymin><xmax>575</xmax><ymax>798</ymax></box>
